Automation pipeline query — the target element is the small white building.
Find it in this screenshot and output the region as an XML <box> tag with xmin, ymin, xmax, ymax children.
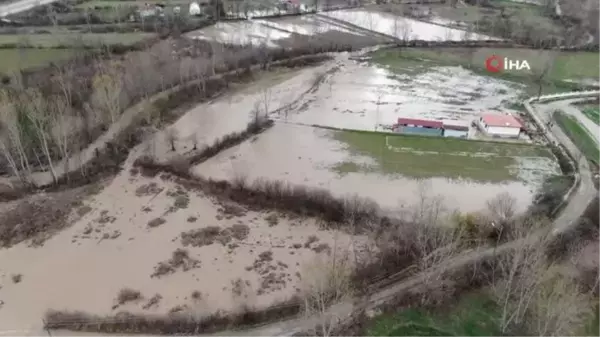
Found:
<box><xmin>189</xmin><ymin>1</ymin><xmax>201</xmax><ymax>15</ymax></box>
<box><xmin>478</xmin><ymin>113</ymin><xmax>523</xmax><ymax>138</ymax></box>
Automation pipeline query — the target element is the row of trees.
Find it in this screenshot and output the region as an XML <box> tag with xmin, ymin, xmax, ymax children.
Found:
<box><xmin>300</xmin><ymin>187</ymin><xmax>598</xmax><ymax>336</ymax></box>
<box><xmin>0</xmin><ymin>28</ymin><xmax>381</xmax><ymax>186</ymax></box>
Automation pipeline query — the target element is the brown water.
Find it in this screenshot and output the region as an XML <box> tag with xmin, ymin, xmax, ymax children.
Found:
<box><xmin>194</xmin><ymin>123</ymin><xmax>535</xmax><ymax>213</ymax></box>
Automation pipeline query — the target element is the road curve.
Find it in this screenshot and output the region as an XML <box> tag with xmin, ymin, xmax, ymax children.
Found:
<box><xmin>531</xmin><ymin>97</ymin><xmax>598</xmax><ymax>234</ymax></box>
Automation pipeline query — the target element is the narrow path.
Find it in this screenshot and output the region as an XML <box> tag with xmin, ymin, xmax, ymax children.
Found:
<box><xmin>548</xmin><ymin>97</ymin><xmax>599</xmax><ymax>146</ymax></box>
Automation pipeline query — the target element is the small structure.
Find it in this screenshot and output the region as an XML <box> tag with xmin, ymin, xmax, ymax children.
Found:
<box><xmin>189</xmin><ymin>1</ymin><xmax>201</xmax><ymax>15</ymax></box>
<box><xmin>442</xmin><ymin>121</ymin><xmax>469</xmax><ymax>138</ymax></box>
<box><xmin>394</xmin><ymin>118</ymin><xmax>444</xmax><ymax>137</ymax></box>
<box><xmin>478</xmin><ymin>113</ymin><xmax>523</xmax><ymax>138</ymax></box>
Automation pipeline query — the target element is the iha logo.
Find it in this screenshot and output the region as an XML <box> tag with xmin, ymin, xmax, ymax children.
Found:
<box><xmin>485</xmin><ymin>55</ymin><xmax>531</xmax><ymax>73</ymax></box>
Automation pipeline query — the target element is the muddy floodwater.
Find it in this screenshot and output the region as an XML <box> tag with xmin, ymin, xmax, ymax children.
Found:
<box><xmin>194</xmin><ymin>123</ymin><xmax>537</xmax><ymax>213</ymax></box>
<box><xmin>277</xmin><ymin>60</ymin><xmax>521</xmax><ymax>129</ymax></box>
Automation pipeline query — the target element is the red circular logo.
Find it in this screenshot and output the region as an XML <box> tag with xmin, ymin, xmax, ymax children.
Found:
<box><xmin>485</xmin><ymin>55</ymin><xmax>503</xmax><ymax>73</ymax></box>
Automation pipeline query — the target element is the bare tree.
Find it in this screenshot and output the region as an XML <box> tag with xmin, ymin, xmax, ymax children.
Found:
<box><xmin>50</xmin><ymin>95</ymin><xmax>72</xmax><ymax>179</ymax></box>
<box><xmin>261</xmin><ymin>88</ymin><xmax>272</xmax><ymax>117</ymax></box>
<box><xmin>486</xmin><ymin>192</ymin><xmax>516</xmax><ymax>223</ymax></box>
<box><xmin>91</xmin><ymin>64</ymin><xmax>123</xmax><ymax>124</ymax></box>
<box><xmin>166</xmin><ymin>128</ymin><xmax>179</xmax><ymax>152</ymax></box>
<box><xmin>22</xmin><ymin>89</ymin><xmax>58</xmax><ymax>183</ymax></box>
<box><xmin>531</xmin><ymin>50</ymin><xmax>556</xmax><ymax>99</ymax></box>
<box><xmin>530</xmin><ymin>265</ymin><xmax>596</xmax><ymax>336</ymax></box>
<box><xmin>492</xmin><ymin>218</ymin><xmax>552</xmax><ymax>333</ymax></box>
<box><xmin>300</xmin><ymin>248</ymin><xmax>353</xmax><ymax>337</ymax></box>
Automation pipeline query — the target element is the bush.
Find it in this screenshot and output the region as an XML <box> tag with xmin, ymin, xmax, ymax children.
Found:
<box><xmin>44</xmin><ymin>297</ymin><xmax>303</xmax><ymax>334</ymax></box>
<box><xmin>116</xmin><ymin>288</ymin><xmax>142</xmax><ymax>305</ymax></box>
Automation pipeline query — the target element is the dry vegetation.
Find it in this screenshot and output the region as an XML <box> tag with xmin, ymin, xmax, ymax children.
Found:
<box><xmin>151</xmin><ymin>248</ymin><xmax>201</xmax><ymax>278</ymax></box>
<box><xmin>180</xmin><ymin>224</ymin><xmax>250</xmax><ymax>247</ymax></box>
<box><xmin>0</xmin><ymin>34</ymin><xmax>376</xmax><ymax>193</ymax></box>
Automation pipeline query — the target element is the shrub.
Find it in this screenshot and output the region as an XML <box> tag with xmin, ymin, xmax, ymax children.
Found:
<box><xmin>116</xmin><ymin>288</ymin><xmax>143</xmax><ymax>305</ymax></box>
<box><xmin>44</xmin><ymin>297</ymin><xmax>303</xmax><ymax>333</ymax></box>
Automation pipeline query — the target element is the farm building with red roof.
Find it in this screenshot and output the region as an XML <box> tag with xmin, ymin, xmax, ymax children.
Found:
<box><xmin>394</xmin><ymin>118</ymin><xmax>444</xmax><ymax>137</ymax></box>
<box><xmin>478</xmin><ymin>113</ymin><xmax>523</xmax><ymax>138</ymax></box>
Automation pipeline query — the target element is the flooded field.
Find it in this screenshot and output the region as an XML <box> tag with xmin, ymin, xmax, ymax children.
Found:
<box><xmin>140</xmin><ymin>63</ymin><xmax>334</xmax><ymax>163</ymax></box>
<box><xmin>185</xmin><ymin>8</ymin><xmax>494</xmax><ymax>47</ymax></box>
<box><xmin>185</xmin><ymin>14</ymin><xmax>378</xmax><ymax>47</ymax></box>
<box><xmin>277</xmin><ymin>58</ymin><xmax>521</xmax><ymax>130</ymax></box>
<box><xmin>0</xmin><ymin>172</ymin><xmax>364</xmax><ymax>331</ymax></box>
<box><xmin>193</xmin><ymin>123</ymin><xmax>559</xmax><ymax>213</ymax></box>
<box><xmin>321</xmin><ymin>8</ymin><xmax>494</xmax><ymax>40</ymax></box>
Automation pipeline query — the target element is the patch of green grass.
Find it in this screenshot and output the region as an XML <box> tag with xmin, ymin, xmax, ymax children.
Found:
<box><xmin>367</xmin><ymin>293</ymin><xmax>503</xmax><ymax>336</ymax></box>
<box><xmin>0</xmin><ymin>33</ymin><xmax>155</xmax><ymax>48</ymax></box>
<box><xmin>581</xmin><ymin>106</ymin><xmax>600</xmax><ymax>125</ymax></box>
<box><xmin>554</xmin><ymin>110</ymin><xmax>599</xmax><ymax>165</ymax></box>
<box><xmin>332</xmin><ymin>129</ymin><xmax>554</xmax><ymax>182</ymax></box>
<box><xmin>370</xmin><ymin>48</ymin><xmax>598</xmax><ymax>95</ymax></box>
<box><xmin>0</xmin><ymin>49</ymin><xmax>76</xmax><ymax>74</ymax></box>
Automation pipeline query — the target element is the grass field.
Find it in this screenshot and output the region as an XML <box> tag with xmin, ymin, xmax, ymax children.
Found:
<box><xmin>0</xmin><ymin>49</ymin><xmax>76</xmax><ymax>74</ymax></box>
<box><xmin>553</xmin><ymin>110</ymin><xmax>599</xmax><ymax>164</ymax></box>
<box><xmin>370</xmin><ymin>48</ymin><xmax>599</xmax><ymax>95</ymax></box>
<box><xmin>581</xmin><ymin>106</ymin><xmax>600</xmax><ymax>125</ymax></box>
<box><xmin>367</xmin><ymin>293</ymin><xmax>503</xmax><ymax>336</ymax></box>
<box><xmin>332</xmin><ymin>129</ymin><xmax>555</xmax><ymax>182</ymax></box>
<box><xmin>0</xmin><ymin>33</ymin><xmax>155</xmax><ymax>47</ymax></box>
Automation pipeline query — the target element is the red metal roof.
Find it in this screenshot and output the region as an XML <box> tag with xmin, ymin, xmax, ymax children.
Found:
<box><xmin>397</xmin><ymin>118</ymin><xmax>443</xmax><ymax>129</ymax></box>
<box><xmin>481</xmin><ymin>113</ymin><xmax>523</xmax><ymax>128</ymax></box>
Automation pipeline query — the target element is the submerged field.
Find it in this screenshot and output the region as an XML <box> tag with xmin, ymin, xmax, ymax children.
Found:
<box><xmin>194</xmin><ymin>123</ymin><xmax>559</xmax><ymax>213</ymax></box>
<box><xmin>333</xmin><ymin>129</ymin><xmax>555</xmax><ymax>182</ymax></box>
<box><xmin>370</xmin><ymin>48</ymin><xmax>600</xmax><ymax>95</ymax></box>
<box><xmin>321</xmin><ymin>8</ymin><xmax>493</xmax><ymax>41</ymax></box>
<box><xmin>278</xmin><ymin>55</ymin><xmax>521</xmax><ymax>130</ymax></box>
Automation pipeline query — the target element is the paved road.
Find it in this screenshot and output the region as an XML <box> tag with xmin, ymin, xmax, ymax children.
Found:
<box><xmin>551</xmin><ymin>97</ymin><xmax>600</xmax><ymax>146</ymax></box>
<box><xmin>532</xmin><ymin>98</ymin><xmax>598</xmax><ymax>233</ymax></box>
<box><xmin>0</xmin><ymin>0</ymin><xmax>57</xmax><ymax>17</ymax></box>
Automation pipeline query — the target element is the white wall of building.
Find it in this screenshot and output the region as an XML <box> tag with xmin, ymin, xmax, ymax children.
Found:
<box><xmin>485</xmin><ymin>125</ymin><xmax>521</xmax><ymax>137</ymax></box>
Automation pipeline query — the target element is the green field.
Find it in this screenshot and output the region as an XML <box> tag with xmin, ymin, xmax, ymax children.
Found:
<box><xmin>0</xmin><ymin>49</ymin><xmax>76</xmax><ymax>74</ymax></box>
<box><xmin>581</xmin><ymin>106</ymin><xmax>600</xmax><ymax>125</ymax></box>
<box><xmin>367</xmin><ymin>293</ymin><xmax>504</xmax><ymax>336</ymax></box>
<box><xmin>332</xmin><ymin>129</ymin><xmax>555</xmax><ymax>182</ymax></box>
<box><xmin>370</xmin><ymin>48</ymin><xmax>599</xmax><ymax>95</ymax></box>
<box><xmin>0</xmin><ymin>33</ymin><xmax>155</xmax><ymax>48</ymax></box>
<box><xmin>553</xmin><ymin>111</ymin><xmax>599</xmax><ymax>165</ymax></box>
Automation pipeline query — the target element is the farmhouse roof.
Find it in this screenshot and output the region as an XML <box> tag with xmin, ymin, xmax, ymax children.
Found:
<box><xmin>481</xmin><ymin>113</ymin><xmax>523</xmax><ymax>128</ymax></box>
<box><xmin>397</xmin><ymin>117</ymin><xmax>443</xmax><ymax>129</ymax></box>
